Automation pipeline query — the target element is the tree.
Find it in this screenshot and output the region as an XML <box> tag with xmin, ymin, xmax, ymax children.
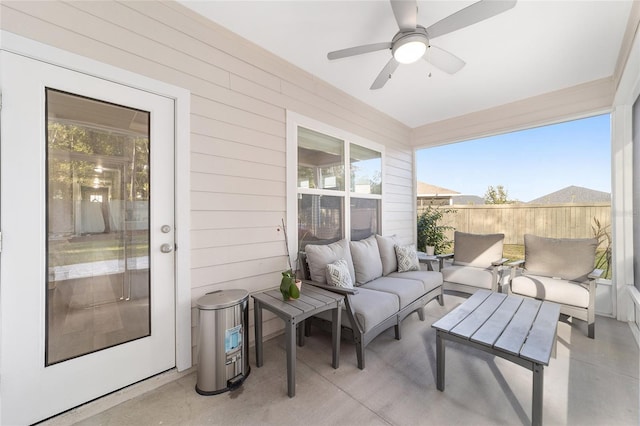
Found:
<box><xmin>484</xmin><ymin>185</ymin><xmax>513</xmax><ymax>204</ymax></box>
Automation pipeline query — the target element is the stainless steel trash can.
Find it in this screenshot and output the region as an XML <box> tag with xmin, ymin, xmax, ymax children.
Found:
<box><xmin>195</xmin><ymin>289</ymin><xmax>250</xmax><ymax>395</ymax></box>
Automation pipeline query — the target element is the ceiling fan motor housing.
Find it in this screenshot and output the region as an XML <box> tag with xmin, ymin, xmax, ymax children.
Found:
<box><xmin>391</xmin><ymin>26</ymin><xmax>430</xmax><ymax>64</ymax></box>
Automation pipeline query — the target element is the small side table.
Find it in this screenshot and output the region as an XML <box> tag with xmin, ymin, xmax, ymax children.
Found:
<box><xmin>252</xmin><ymin>282</ymin><xmax>343</xmax><ymax>397</ymax></box>
<box><xmin>417</xmin><ymin>251</ymin><xmax>438</xmax><ymax>271</ymax></box>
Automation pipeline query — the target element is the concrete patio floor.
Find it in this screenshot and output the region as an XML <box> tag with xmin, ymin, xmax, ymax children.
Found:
<box><xmin>47</xmin><ymin>294</ymin><xmax>638</xmax><ymax>425</ymax></box>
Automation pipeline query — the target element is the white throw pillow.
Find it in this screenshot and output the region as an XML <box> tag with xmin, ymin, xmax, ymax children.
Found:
<box><xmin>395</xmin><ymin>244</ymin><xmax>420</xmax><ymax>272</ymax></box>
<box><xmin>326</xmin><ymin>259</ymin><xmax>354</xmax><ymax>288</ymax></box>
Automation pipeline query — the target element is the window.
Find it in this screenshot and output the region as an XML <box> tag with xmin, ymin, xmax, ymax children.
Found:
<box><xmin>288</xmin><ymin>113</ymin><xmax>383</xmax><ymax>251</ymax></box>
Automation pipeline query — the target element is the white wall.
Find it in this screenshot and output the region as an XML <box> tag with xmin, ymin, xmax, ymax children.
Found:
<box><xmin>0</xmin><ymin>0</ymin><xmax>415</xmax><ymax>360</ymax></box>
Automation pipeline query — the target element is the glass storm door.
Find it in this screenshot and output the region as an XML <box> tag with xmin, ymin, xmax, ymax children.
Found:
<box><xmin>1</xmin><ymin>52</ymin><xmax>176</xmax><ymax>425</ymax></box>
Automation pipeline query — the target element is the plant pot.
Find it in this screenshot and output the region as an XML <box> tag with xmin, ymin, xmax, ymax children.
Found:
<box><xmin>426</xmin><ymin>246</ymin><xmax>435</xmax><ymax>255</ymax></box>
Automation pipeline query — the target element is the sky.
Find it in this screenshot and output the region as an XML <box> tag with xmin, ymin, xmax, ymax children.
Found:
<box><xmin>415</xmin><ymin>114</ymin><xmax>611</xmax><ymax>203</ymax></box>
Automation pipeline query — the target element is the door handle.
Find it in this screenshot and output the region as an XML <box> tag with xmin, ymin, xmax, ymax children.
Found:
<box><xmin>160</xmin><ymin>243</ymin><xmax>174</xmax><ymax>253</ymax></box>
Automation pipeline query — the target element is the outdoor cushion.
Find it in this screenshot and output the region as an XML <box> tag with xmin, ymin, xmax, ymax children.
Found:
<box><xmin>325</xmin><ymin>259</ymin><xmax>353</xmax><ymax>289</ymax></box>
<box><xmin>305</xmin><ymin>239</ymin><xmax>356</xmax><ymax>285</ymax></box>
<box><xmin>350</xmin><ymin>235</ymin><xmax>383</xmax><ymax>285</ymax></box>
<box><xmin>511</xmin><ymin>274</ymin><xmax>590</xmax><ymax>308</ymax></box>
<box><xmin>361</xmin><ymin>276</ymin><xmax>425</xmax><ymax>309</ymax></box>
<box><xmin>441</xmin><ymin>265</ymin><xmax>494</xmax><ymax>289</ymax></box>
<box><xmin>524</xmin><ymin>234</ymin><xmax>597</xmax><ymax>282</ymax></box>
<box><xmin>453</xmin><ymin>231</ymin><xmax>504</xmax><ymax>268</ymax></box>
<box><xmin>395</xmin><ymin>244</ymin><xmax>420</xmax><ymax>272</ymax></box>
<box><xmin>376</xmin><ymin>234</ymin><xmax>400</xmax><ymax>275</ymax></box>
<box><xmin>388</xmin><ymin>270</ymin><xmax>443</xmax><ymax>293</ymax></box>
<box><xmin>314</xmin><ymin>287</ymin><xmax>399</xmax><ymax>333</ymax></box>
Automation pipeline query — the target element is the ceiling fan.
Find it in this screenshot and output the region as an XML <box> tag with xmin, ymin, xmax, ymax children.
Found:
<box><xmin>327</xmin><ymin>0</ymin><xmax>517</xmax><ymax>89</ymax></box>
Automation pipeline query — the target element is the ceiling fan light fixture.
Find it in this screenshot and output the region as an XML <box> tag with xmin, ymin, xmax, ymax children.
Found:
<box><xmin>392</xmin><ymin>35</ymin><xmax>427</xmax><ymax>64</ymax></box>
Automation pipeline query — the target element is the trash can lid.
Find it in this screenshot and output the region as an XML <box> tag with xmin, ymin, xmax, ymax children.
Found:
<box><xmin>197</xmin><ymin>289</ymin><xmax>249</xmax><ymax>310</ymax></box>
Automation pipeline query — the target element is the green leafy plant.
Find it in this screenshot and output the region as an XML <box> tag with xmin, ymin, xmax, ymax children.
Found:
<box><xmin>277</xmin><ymin>218</ymin><xmax>301</xmax><ymax>300</ymax></box>
<box><xmin>592</xmin><ymin>217</ymin><xmax>612</xmax><ymax>279</ymax></box>
<box><xmin>417</xmin><ymin>206</ymin><xmax>456</xmax><ymax>254</ymax></box>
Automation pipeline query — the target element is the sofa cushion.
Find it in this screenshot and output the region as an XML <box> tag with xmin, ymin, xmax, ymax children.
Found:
<box><xmin>305</xmin><ymin>239</ymin><xmax>356</xmax><ymax>284</ymax></box>
<box><xmin>442</xmin><ymin>265</ymin><xmax>494</xmax><ymax>289</ymax></box>
<box><xmin>511</xmin><ymin>274</ymin><xmax>590</xmax><ymax>308</ymax></box>
<box><xmin>524</xmin><ymin>234</ymin><xmax>597</xmax><ymax>282</ymax></box>
<box><xmin>375</xmin><ymin>234</ymin><xmax>400</xmax><ymax>275</ymax></box>
<box><xmin>325</xmin><ymin>259</ymin><xmax>354</xmax><ymax>288</ymax></box>
<box><xmin>453</xmin><ymin>231</ymin><xmax>504</xmax><ymax>268</ymax></box>
<box><xmin>350</xmin><ymin>235</ymin><xmax>383</xmax><ymax>285</ymax></box>
<box><xmin>388</xmin><ymin>270</ymin><xmax>443</xmax><ymax>293</ymax></box>
<box><xmin>395</xmin><ymin>244</ymin><xmax>420</xmax><ymax>272</ymax></box>
<box><xmin>314</xmin><ymin>287</ymin><xmax>399</xmax><ymax>333</ymax></box>
<box><xmin>361</xmin><ymin>276</ymin><xmax>425</xmax><ymax>309</ymax></box>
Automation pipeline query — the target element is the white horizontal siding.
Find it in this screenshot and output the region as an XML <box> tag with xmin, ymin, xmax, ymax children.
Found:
<box><xmin>0</xmin><ymin>0</ymin><xmax>415</xmax><ymax>359</ymax></box>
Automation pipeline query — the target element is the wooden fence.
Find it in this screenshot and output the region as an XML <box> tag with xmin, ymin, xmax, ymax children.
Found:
<box><xmin>417</xmin><ymin>203</ymin><xmax>611</xmax><ymax>246</ymax></box>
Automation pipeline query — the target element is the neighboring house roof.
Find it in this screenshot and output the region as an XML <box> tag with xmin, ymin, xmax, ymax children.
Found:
<box><xmin>451</xmin><ymin>195</ymin><xmax>485</xmax><ymax>205</ymax></box>
<box><xmin>528</xmin><ymin>185</ymin><xmax>611</xmax><ymax>204</ymax></box>
<box><xmin>417</xmin><ymin>181</ymin><xmax>460</xmax><ymax>197</ymax></box>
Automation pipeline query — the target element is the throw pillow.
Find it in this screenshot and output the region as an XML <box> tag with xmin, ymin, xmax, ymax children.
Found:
<box><xmin>326</xmin><ymin>259</ymin><xmax>354</xmax><ymax>288</ymax></box>
<box><xmin>350</xmin><ymin>235</ymin><xmax>383</xmax><ymax>284</ymax></box>
<box><xmin>375</xmin><ymin>234</ymin><xmax>400</xmax><ymax>275</ymax></box>
<box><xmin>304</xmin><ymin>239</ymin><xmax>356</xmax><ymax>284</ymax></box>
<box><xmin>395</xmin><ymin>244</ymin><xmax>420</xmax><ymax>272</ymax></box>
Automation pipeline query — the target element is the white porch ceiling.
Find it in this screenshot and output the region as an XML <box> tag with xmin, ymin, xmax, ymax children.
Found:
<box><xmin>179</xmin><ymin>1</ymin><xmax>633</xmax><ymax>128</ymax></box>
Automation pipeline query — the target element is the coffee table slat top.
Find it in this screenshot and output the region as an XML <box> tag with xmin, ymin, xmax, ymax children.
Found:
<box><xmin>520</xmin><ymin>302</ymin><xmax>561</xmax><ymax>364</ymax></box>
<box><xmin>433</xmin><ymin>290</ymin><xmax>560</xmax><ymax>366</ymax></box>
<box><xmin>494</xmin><ymin>298</ymin><xmax>542</xmax><ymax>357</ymax></box>
<box><xmin>432</xmin><ymin>290</ymin><xmax>491</xmax><ymax>332</ymax></box>
<box><xmin>471</xmin><ymin>295</ymin><xmax>524</xmax><ymax>347</ymax></box>
<box><xmin>451</xmin><ymin>292</ymin><xmax>507</xmax><ymax>338</ymax></box>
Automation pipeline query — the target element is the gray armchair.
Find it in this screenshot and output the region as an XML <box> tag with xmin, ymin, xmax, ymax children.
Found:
<box><xmin>438</xmin><ymin>231</ymin><xmax>507</xmax><ymax>295</ymax></box>
<box><xmin>508</xmin><ymin>234</ymin><xmax>602</xmax><ymax>338</ymax></box>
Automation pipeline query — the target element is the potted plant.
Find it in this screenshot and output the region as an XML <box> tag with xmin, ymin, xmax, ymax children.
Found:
<box><xmin>417</xmin><ymin>206</ymin><xmax>456</xmax><ymax>255</ymax></box>
<box><xmin>277</xmin><ymin>218</ymin><xmax>302</xmax><ymax>301</ymax></box>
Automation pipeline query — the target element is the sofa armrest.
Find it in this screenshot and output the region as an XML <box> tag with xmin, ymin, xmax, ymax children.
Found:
<box><xmin>507</xmin><ymin>259</ymin><xmax>525</xmax><ymax>268</ymax></box>
<box><xmin>492</xmin><ymin>258</ymin><xmax>509</xmax><ymax>267</ymax></box>
<box><xmin>302</xmin><ymin>279</ymin><xmax>358</xmax><ymax>296</ymax></box>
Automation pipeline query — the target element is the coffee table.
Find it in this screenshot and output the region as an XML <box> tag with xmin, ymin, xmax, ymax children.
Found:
<box><xmin>252</xmin><ymin>282</ymin><xmax>343</xmax><ymax>397</ymax></box>
<box><xmin>432</xmin><ymin>289</ymin><xmax>560</xmax><ymax>426</ymax></box>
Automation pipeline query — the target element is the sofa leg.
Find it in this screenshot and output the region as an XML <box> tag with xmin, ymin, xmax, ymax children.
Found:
<box><xmin>588</xmin><ymin>320</ymin><xmax>595</xmax><ymax>339</ymax></box>
<box><xmin>355</xmin><ymin>337</ymin><xmax>365</xmax><ymax>370</ymax></box>
<box><xmin>417</xmin><ymin>307</ymin><xmax>425</xmax><ymax>321</ymax></box>
<box><xmin>438</xmin><ymin>294</ymin><xmax>444</xmax><ymax>306</ymax></box>
<box><xmin>394</xmin><ymin>324</ymin><xmax>401</xmax><ymax>340</ymax></box>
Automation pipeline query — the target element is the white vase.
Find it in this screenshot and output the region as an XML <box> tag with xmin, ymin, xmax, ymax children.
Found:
<box><xmin>426</xmin><ymin>246</ymin><xmax>435</xmax><ymax>255</ymax></box>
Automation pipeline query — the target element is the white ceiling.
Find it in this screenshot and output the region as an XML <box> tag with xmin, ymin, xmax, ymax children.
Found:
<box><xmin>179</xmin><ymin>1</ymin><xmax>633</xmax><ymax>128</ymax></box>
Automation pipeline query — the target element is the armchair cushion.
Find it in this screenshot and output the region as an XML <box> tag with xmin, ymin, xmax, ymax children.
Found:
<box><xmin>511</xmin><ymin>274</ymin><xmax>590</xmax><ymax>308</ymax></box>
<box><xmin>524</xmin><ymin>234</ymin><xmax>597</xmax><ymax>282</ymax></box>
<box><xmin>442</xmin><ymin>265</ymin><xmax>495</xmax><ymax>290</ymax></box>
<box><xmin>375</xmin><ymin>234</ymin><xmax>400</xmax><ymax>275</ymax></box>
<box><xmin>350</xmin><ymin>235</ymin><xmax>383</xmax><ymax>285</ymax></box>
<box><xmin>453</xmin><ymin>231</ymin><xmax>505</xmax><ymax>268</ymax></box>
<box><xmin>305</xmin><ymin>239</ymin><xmax>356</xmax><ymax>285</ymax></box>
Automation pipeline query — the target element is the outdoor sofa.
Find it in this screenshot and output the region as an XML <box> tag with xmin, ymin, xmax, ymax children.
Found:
<box><xmin>301</xmin><ymin>234</ymin><xmax>443</xmax><ymax>369</ymax></box>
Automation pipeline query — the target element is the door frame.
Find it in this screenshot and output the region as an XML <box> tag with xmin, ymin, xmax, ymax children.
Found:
<box><xmin>0</xmin><ymin>30</ymin><xmax>192</xmax><ymax>372</ymax></box>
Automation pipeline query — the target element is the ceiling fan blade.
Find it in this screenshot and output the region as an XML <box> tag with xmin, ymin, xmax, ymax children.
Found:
<box><xmin>327</xmin><ymin>42</ymin><xmax>392</xmax><ymax>60</ymax></box>
<box><xmin>390</xmin><ymin>0</ymin><xmax>418</xmax><ymax>31</ymax></box>
<box><xmin>370</xmin><ymin>57</ymin><xmax>400</xmax><ymax>90</ymax></box>
<box><xmin>423</xmin><ymin>45</ymin><xmax>465</xmax><ymax>74</ymax></box>
<box><xmin>425</xmin><ymin>0</ymin><xmax>517</xmax><ymax>40</ymax></box>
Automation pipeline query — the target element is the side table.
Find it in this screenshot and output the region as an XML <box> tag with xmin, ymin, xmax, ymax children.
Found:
<box><xmin>417</xmin><ymin>251</ymin><xmax>438</xmax><ymax>271</ymax></box>
<box><xmin>252</xmin><ymin>282</ymin><xmax>343</xmax><ymax>397</ymax></box>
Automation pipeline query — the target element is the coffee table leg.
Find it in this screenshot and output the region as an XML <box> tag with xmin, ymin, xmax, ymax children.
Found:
<box><xmin>436</xmin><ymin>331</ymin><xmax>445</xmax><ymax>391</ymax></box>
<box><xmin>532</xmin><ymin>363</ymin><xmax>543</xmax><ymax>426</ymax></box>
<box><xmin>285</xmin><ymin>319</ymin><xmax>296</xmax><ymax>398</ymax></box>
<box><xmin>254</xmin><ymin>301</ymin><xmax>263</xmax><ymax>368</ymax></box>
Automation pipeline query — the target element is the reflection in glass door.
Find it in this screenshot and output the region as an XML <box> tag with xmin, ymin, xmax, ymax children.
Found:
<box><xmin>46</xmin><ymin>89</ymin><xmax>151</xmax><ymax>365</ymax></box>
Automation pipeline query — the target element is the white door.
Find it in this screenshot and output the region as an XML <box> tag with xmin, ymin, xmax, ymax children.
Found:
<box><xmin>1</xmin><ymin>52</ymin><xmax>176</xmax><ymax>425</ymax></box>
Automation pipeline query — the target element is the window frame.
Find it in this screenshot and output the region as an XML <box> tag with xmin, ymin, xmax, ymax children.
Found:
<box><xmin>286</xmin><ymin>111</ymin><xmax>385</xmax><ymax>262</ymax></box>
